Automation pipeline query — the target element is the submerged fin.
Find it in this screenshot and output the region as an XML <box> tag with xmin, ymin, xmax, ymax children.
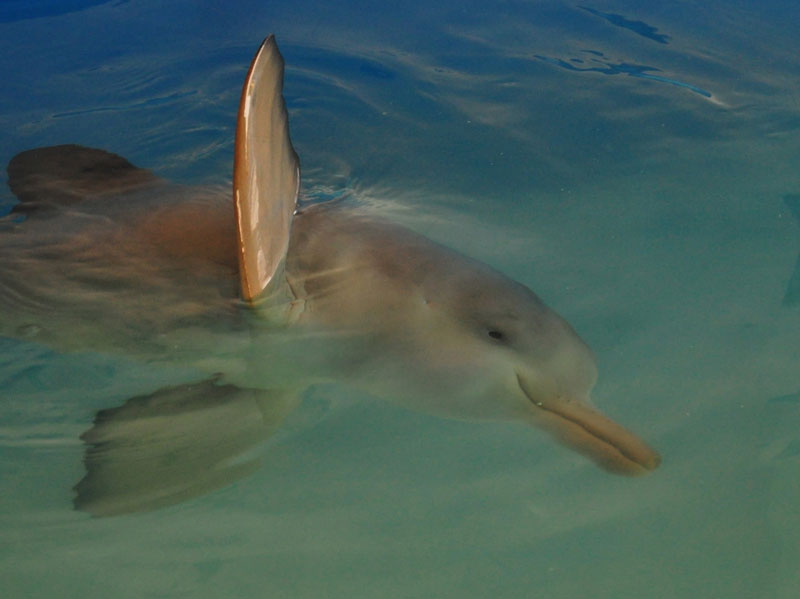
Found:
<box><xmin>783</xmin><ymin>194</ymin><xmax>800</xmax><ymax>306</ymax></box>
<box><xmin>6</xmin><ymin>144</ymin><xmax>158</xmax><ymax>214</ymax></box>
<box><xmin>233</xmin><ymin>35</ymin><xmax>300</xmax><ymax>303</ymax></box>
<box><xmin>74</xmin><ymin>378</ymin><xmax>299</xmax><ymax>517</ymax></box>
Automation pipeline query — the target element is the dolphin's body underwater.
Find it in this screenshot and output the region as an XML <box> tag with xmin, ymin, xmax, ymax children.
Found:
<box><xmin>0</xmin><ymin>37</ymin><xmax>659</xmax><ymax>516</ymax></box>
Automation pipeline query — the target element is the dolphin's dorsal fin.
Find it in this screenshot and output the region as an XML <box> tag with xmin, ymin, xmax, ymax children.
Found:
<box><xmin>233</xmin><ymin>35</ymin><xmax>300</xmax><ymax>303</ymax></box>
<box><xmin>6</xmin><ymin>145</ymin><xmax>158</xmax><ymax>214</ymax></box>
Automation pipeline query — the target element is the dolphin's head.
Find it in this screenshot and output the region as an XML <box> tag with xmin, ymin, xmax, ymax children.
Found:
<box><xmin>287</xmin><ymin>210</ymin><xmax>661</xmax><ymax>475</ymax></box>
<box><xmin>231</xmin><ymin>36</ymin><xmax>659</xmax><ymax>476</ymax></box>
<box><xmin>361</xmin><ymin>249</ymin><xmax>661</xmax><ymax>476</ymax></box>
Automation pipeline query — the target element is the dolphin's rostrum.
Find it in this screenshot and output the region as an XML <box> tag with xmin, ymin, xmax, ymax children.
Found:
<box><xmin>0</xmin><ymin>36</ymin><xmax>660</xmax><ymax>516</ymax></box>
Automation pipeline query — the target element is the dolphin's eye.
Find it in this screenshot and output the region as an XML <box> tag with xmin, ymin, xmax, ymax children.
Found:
<box><xmin>487</xmin><ymin>330</ymin><xmax>505</xmax><ymax>341</ymax></box>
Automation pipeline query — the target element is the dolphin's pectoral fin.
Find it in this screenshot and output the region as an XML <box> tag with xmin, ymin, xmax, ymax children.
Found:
<box><xmin>6</xmin><ymin>145</ymin><xmax>159</xmax><ymax>215</ymax></box>
<box><xmin>233</xmin><ymin>35</ymin><xmax>300</xmax><ymax>303</ymax></box>
<box><xmin>73</xmin><ymin>378</ymin><xmax>300</xmax><ymax>517</ymax></box>
<box><xmin>783</xmin><ymin>194</ymin><xmax>800</xmax><ymax>306</ymax></box>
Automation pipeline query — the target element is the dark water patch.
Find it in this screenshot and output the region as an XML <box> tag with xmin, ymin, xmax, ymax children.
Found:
<box><xmin>359</xmin><ymin>62</ymin><xmax>395</xmax><ymax>80</ymax></box>
<box><xmin>286</xmin><ymin>44</ymin><xmax>397</xmax><ymax>83</ymax></box>
<box><xmin>767</xmin><ymin>390</ymin><xmax>800</xmax><ymax>405</ymax></box>
<box><xmin>784</xmin><ymin>255</ymin><xmax>800</xmax><ymax>306</ymax></box>
<box><xmin>786</xmin><ymin>194</ymin><xmax>800</xmax><ymax>220</ymax></box>
<box><xmin>535</xmin><ymin>50</ymin><xmax>712</xmax><ymax>98</ymax></box>
<box><xmin>775</xmin><ymin>439</ymin><xmax>800</xmax><ymax>460</ymax></box>
<box><xmin>0</xmin><ymin>0</ymin><xmax>122</xmax><ymax>23</ymax></box>
<box><xmin>579</xmin><ymin>6</ymin><xmax>670</xmax><ymax>44</ymax></box>
<box><xmin>783</xmin><ymin>194</ymin><xmax>800</xmax><ymax>306</ymax></box>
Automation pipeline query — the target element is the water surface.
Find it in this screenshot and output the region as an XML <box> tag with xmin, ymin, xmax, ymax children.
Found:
<box><xmin>1</xmin><ymin>1</ymin><xmax>799</xmax><ymax>597</ymax></box>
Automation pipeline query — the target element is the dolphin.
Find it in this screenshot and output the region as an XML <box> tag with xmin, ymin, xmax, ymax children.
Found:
<box><xmin>0</xmin><ymin>36</ymin><xmax>660</xmax><ymax>516</ymax></box>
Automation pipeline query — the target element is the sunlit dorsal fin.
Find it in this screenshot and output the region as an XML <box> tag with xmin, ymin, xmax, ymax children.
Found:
<box><xmin>233</xmin><ymin>35</ymin><xmax>300</xmax><ymax>303</ymax></box>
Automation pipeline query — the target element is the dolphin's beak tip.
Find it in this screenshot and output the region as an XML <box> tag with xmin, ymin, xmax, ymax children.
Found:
<box><xmin>607</xmin><ymin>444</ymin><xmax>661</xmax><ymax>477</ymax></box>
<box><xmin>642</xmin><ymin>448</ymin><xmax>662</xmax><ymax>472</ymax></box>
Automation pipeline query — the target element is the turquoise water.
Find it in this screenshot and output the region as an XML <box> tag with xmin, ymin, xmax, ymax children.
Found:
<box><xmin>2</xmin><ymin>1</ymin><xmax>800</xmax><ymax>597</ymax></box>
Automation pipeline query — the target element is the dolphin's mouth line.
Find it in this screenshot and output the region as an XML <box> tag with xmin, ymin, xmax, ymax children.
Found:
<box><xmin>516</xmin><ymin>374</ymin><xmax>657</xmax><ymax>471</ymax></box>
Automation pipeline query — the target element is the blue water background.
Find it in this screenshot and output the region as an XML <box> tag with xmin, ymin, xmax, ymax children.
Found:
<box><xmin>1</xmin><ymin>1</ymin><xmax>800</xmax><ymax>597</ymax></box>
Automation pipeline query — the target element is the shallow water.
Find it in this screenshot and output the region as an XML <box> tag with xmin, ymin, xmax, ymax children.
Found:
<box><xmin>2</xmin><ymin>1</ymin><xmax>800</xmax><ymax>597</ymax></box>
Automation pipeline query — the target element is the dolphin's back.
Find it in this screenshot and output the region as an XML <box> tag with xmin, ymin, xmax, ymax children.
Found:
<box><xmin>1</xmin><ymin>145</ymin><xmax>241</xmax><ymax>355</ymax></box>
<box><xmin>285</xmin><ymin>202</ymin><xmax>556</xmax><ymax>340</ymax></box>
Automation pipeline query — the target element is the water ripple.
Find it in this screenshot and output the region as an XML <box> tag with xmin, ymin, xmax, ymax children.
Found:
<box><xmin>579</xmin><ymin>6</ymin><xmax>671</xmax><ymax>45</ymax></box>
<box><xmin>52</xmin><ymin>90</ymin><xmax>197</xmax><ymax>119</ymax></box>
<box><xmin>536</xmin><ymin>50</ymin><xmax>715</xmax><ymax>101</ymax></box>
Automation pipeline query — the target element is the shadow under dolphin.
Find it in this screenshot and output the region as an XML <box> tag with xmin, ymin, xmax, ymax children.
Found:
<box><xmin>0</xmin><ymin>36</ymin><xmax>660</xmax><ymax>517</ymax></box>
